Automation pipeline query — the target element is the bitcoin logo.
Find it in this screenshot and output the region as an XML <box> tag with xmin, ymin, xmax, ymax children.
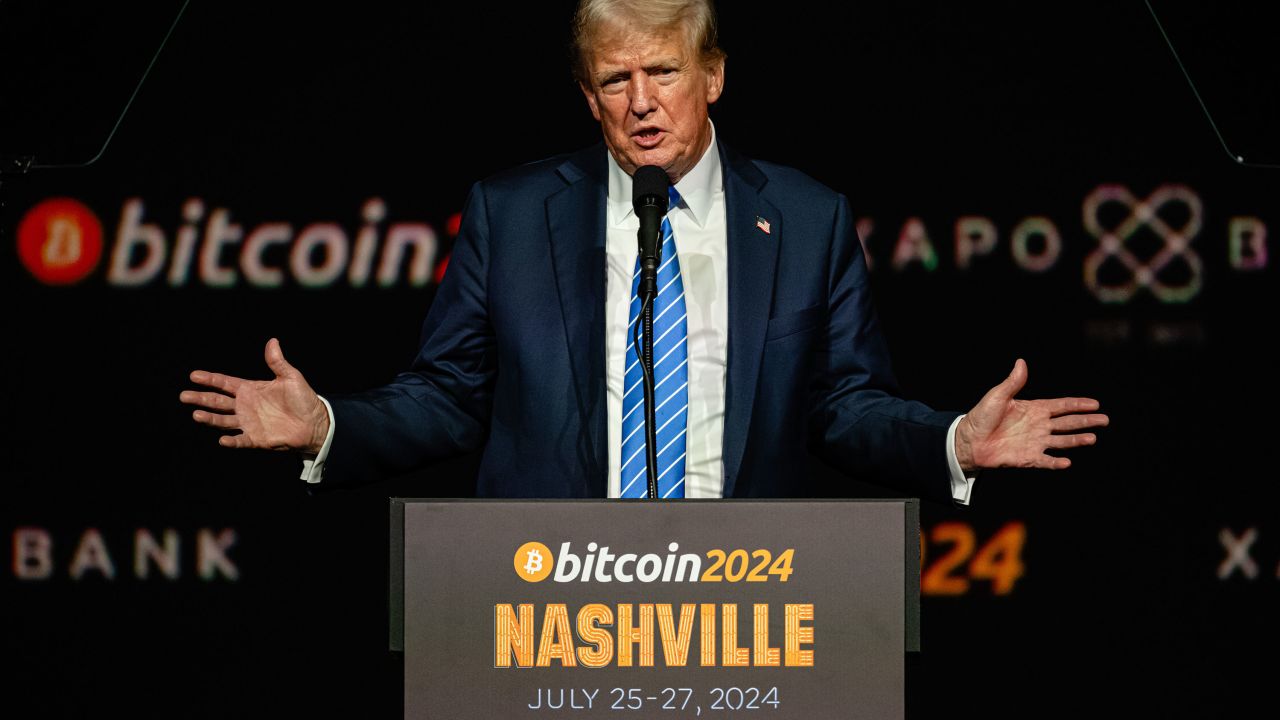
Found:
<box><xmin>17</xmin><ymin>198</ymin><xmax>104</xmax><ymax>285</ymax></box>
<box><xmin>513</xmin><ymin>541</ymin><xmax>554</xmax><ymax>582</ymax></box>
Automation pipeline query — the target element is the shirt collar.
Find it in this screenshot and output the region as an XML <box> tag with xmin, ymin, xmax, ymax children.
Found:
<box><xmin>606</xmin><ymin>120</ymin><xmax>723</xmax><ymax>229</ymax></box>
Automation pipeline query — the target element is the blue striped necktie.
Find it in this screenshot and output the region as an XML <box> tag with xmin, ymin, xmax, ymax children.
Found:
<box><xmin>620</xmin><ymin>185</ymin><xmax>687</xmax><ymax>499</ymax></box>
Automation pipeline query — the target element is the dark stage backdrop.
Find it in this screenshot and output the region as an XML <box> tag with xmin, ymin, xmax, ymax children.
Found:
<box><xmin>2</xmin><ymin>2</ymin><xmax>1276</xmax><ymax>718</ymax></box>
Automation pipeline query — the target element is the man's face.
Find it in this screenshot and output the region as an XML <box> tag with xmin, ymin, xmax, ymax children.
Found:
<box><xmin>579</xmin><ymin>25</ymin><xmax>725</xmax><ymax>182</ymax></box>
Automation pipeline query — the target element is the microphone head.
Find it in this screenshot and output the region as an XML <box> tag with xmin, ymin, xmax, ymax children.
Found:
<box><xmin>632</xmin><ymin>165</ymin><xmax>670</xmax><ymax>214</ymax></box>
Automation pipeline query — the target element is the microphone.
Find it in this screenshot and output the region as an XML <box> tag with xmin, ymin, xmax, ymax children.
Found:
<box><xmin>631</xmin><ymin>165</ymin><xmax>670</xmax><ymax>499</ymax></box>
<box><xmin>633</xmin><ymin>165</ymin><xmax>670</xmax><ymax>297</ymax></box>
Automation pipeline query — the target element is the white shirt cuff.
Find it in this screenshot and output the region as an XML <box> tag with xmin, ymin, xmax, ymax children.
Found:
<box><xmin>945</xmin><ymin>414</ymin><xmax>978</xmax><ymax>505</ymax></box>
<box><xmin>299</xmin><ymin>395</ymin><xmax>336</xmax><ymax>484</ymax></box>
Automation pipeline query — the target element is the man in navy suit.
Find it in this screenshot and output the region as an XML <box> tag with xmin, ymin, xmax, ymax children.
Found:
<box><xmin>181</xmin><ymin>0</ymin><xmax>1107</xmax><ymax>504</ymax></box>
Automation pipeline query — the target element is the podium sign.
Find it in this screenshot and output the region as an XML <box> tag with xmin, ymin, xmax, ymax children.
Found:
<box><xmin>393</xmin><ymin>499</ymin><xmax>919</xmax><ymax>719</ymax></box>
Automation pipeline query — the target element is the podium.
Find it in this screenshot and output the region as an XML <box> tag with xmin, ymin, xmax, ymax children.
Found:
<box><xmin>390</xmin><ymin>499</ymin><xmax>919</xmax><ymax>719</ymax></box>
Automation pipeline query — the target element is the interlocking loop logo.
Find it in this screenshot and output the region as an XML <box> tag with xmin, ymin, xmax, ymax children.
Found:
<box><xmin>1082</xmin><ymin>184</ymin><xmax>1203</xmax><ymax>303</ymax></box>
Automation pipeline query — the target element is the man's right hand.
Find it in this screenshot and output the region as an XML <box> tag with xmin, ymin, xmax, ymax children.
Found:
<box><xmin>180</xmin><ymin>338</ymin><xmax>330</xmax><ymax>453</ymax></box>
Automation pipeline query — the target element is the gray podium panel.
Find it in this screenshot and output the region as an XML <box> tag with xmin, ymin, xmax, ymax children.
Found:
<box><xmin>392</xmin><ymin>499</ymin><xmax>918</xmax><ymax>719</ymax></box>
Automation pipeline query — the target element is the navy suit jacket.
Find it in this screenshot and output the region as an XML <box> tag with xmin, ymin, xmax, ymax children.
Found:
<box><xmin>324</xmin><ymin>140</ymin><xmax>960</xmax><ymax>502</ymax></box>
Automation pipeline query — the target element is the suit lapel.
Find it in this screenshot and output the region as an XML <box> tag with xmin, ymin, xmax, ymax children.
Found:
<box><xmin>546</xmin><ymin>144</ymin><xmax>610</xmax><ymax>498</ymax></box>
<box><xmin>720</xmin><ymin>142</ymin><xmax>780</xmax><ymax>498</ymax></box>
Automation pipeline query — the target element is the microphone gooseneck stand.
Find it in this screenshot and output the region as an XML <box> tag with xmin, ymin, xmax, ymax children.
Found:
<box><xmin>632</xmin><ymin>165</ymin><xmax>671</xmax><ymax>499</ymax></box>
<box><xmin>632</xmin><ymin>293</ymin><xmax>658</xmax><ymax>499</ymax></box>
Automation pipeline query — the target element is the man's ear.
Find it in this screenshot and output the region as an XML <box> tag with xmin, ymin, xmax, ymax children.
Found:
<box><xmin>579</xmin><ymin>81</ymin><xmax>603</xmax><ymax>122</ymax></box>
<box><xmin>705</xmin><ymin>59</ymin><xmax>726</xmax><ymax>105</ymax></box>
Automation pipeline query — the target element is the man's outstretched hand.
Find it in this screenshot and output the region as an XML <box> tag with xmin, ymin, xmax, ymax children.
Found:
<box><xmin>180</xmin><ymin>338</ymin><xmax>329</xmax><ymax>453</ymax></box>
<box><xmin>954</xmin><ymin>359</ymin><xmax>1108</xmax><ymax>473</ymax></box>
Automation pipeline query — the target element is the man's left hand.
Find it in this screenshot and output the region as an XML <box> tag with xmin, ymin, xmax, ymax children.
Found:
<box><xmin>954</xmin><ymin>358</ymin><xmax>1109</xmax><ymax>472</ymax></box>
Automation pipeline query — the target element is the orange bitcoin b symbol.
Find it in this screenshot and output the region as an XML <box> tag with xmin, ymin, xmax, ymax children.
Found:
<box><xmin>513</xmin><ymin>541</ymin><xmax>553</xmax><ymax>582</ymax></box>
<box><xmin>17</xmin><ymin>198</ymin><xmax>104</xmax><ymax>285</ymax></box>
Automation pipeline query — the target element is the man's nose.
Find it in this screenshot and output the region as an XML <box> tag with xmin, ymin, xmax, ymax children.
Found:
<box><xmin>628</xmin><ymin>76</ymin><xmax>656</xmax><ymax>116</ymax></box>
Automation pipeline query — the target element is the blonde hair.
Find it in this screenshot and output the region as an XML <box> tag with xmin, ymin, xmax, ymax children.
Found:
<box><xmin>571</xmin><ymin>0</ymin><xmax>726</xmax><ymax>84</ymax></box>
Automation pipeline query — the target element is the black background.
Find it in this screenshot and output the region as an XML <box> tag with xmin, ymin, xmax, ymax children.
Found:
<box><xmin>2</xmin><ymin>2</ymin><xmax>1277</xmax><ymax>718</ymax></box>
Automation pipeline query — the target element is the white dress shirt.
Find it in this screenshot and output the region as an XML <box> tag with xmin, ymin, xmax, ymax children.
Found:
<box><xmin>604</xmin><ymin>124</ymin><xmax>728</xmax><ymax>499</ymax></box>
<box><xmin>303</xmin><ymin>122</ymin><xmax>976</xmax><ymax>504</ymax></box>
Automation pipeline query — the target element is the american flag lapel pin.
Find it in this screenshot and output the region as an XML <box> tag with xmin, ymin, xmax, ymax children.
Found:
<box><xmin>755</xmin><ymin>215</ymin><xmax>771</xmax><ymax>234</ymax></box>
